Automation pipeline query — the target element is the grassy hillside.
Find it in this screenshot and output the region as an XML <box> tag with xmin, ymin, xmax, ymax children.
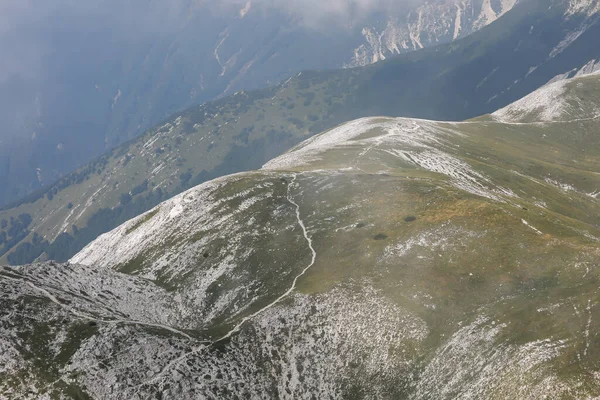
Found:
<box><xmin>2</xmin><ymin>71</ymin><xmax>600</xmax><ymax>398</ymax></box>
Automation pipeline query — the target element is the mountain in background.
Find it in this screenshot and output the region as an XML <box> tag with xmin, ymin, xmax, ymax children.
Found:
<box><xmin>0</xmin><ymin>0</ymin><xmax>598</xmax><ymax>267</ymax></box>
<box><xmin>1</xmin><ymin>70</ymin><xmax>600</xmax><ymax>398</ymax></box>
<box><xmin>346</xmin><ymin>0</ymin><xmax>518</xmax><ymax>67</ymax></box>
<box><xmin>0</xmin><ymin>0</ymin><xmax>517</xmax><ymax>207</ymax></box>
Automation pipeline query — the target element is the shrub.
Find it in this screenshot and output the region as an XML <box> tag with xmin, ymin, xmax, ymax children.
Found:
<box><xmin>119</xmin><ymin>193</ymin><xmax>132</xmax><ymax>206</ymax></box>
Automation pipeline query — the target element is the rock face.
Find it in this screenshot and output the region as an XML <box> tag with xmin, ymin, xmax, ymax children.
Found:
<box><xmin>347</xmin><ymin>0</ymin><xmax>519</xmax><ymax>67</ymax></box>
<box><xmin>2</xmin><ymin>72</ymin><xmax>600</xmax><ymax>398</ymax></box>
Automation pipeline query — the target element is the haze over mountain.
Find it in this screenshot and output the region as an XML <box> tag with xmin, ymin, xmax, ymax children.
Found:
<box><xmin>1</xmin><ymin>69</ymin><xmax>600</xmax><ymax>398</ymax></box>
<box><xmin>0</xmin><ymin>0</ymin><xmax>598</xmax><ymax>267</ymax></box>
<box><xmin>0</xmin><ymin>0</ymin><xmax>517</xmax><ymax>207</ymax></box>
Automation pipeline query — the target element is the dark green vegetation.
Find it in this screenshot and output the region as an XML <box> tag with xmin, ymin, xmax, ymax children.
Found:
<box><xmin>1</xmin><ymin>0</ymin><xmax>599</xmax><ymax>266</ymax></box>
<box><xmin>0</xmin><ymin>214</ymin><xmax>34</xmax><ymax>262</ymax></box>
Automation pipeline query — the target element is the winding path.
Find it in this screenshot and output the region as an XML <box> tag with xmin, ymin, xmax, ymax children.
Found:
<box><xmin>141</xmin><ymin>172</ymin><xmax>318</xmax><ymax>387</ymax></box>
<box><xmin>2</xmin><ymin>172</ymin><xmax>317</xmax><ymax>389</ymax></box>
<box><xmin>215</xmin><ymin>173</ymin><xmax>317</xmax><ymax>342</ymax></box>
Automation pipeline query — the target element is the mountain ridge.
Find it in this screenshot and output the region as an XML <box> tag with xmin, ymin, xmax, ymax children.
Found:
<box><xmin>2</xmin><ymin>70</ymin><xmax>600</xmax><ymax>398</ymax></box>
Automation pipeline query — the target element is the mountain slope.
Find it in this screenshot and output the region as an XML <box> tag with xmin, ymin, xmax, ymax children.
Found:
<box><xmin>491</xmin><ymin>70</ymin><xmax>600</xmax><ymax>122</ymax></box>
<box><xmin>1</xmin><ymin>71</ymin><xmax>600</xmax><ymax>398</ymax></box>
<box><xmin>0</xmin><ymin>0</ymin><xmax>516</xmax><ymax>208</ymax></box>
<box><xmin>347</xmin><ymin>0</ymin><xmax>519</xmax><ymax>67</ymax></box>
<box><xmin>1</xmin><ymin>0</ymin><xmax>600</xmax><ymax>266</ymax></box>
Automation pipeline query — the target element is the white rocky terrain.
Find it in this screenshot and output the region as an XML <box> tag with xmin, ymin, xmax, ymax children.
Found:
<box><xmin>493</xmin><ymin>70</ymin><xmax>600</xmax><ymax>122</ymax></box>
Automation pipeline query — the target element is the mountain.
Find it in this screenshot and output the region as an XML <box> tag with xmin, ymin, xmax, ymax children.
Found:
<box><xmin>1</xmin><ymin>70</ymin><xmax>600</xmax><ymax>398</ymax></box>
<box><xmin>1</xmin><ymin>0</ymin><xmax>599</xmax><ymax>267</ymax></box>
<box><xmin>346</xmin><ymin>0</ymin><xmax>518</xmax><ymax>67</ymax></box>
<box><xmin>0</xmin><ymin>0</ymin><xmax>516</xmax><ymax>208</ymax></box>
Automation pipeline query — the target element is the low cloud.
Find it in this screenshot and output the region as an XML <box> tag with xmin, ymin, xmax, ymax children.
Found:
<box><xmin>0</xmin><ymin>0</ymin><xmax>429</xmax><ymax>83</ymax></box>
<box><xmin>223</xmin><ymin>0</ymin><xmax>424</xmax><ymax>27</ymax></box>
<box><xmin>0</xmin><ymin>0</ymin><xmax>193</xmax><ymax>83</ymax></box>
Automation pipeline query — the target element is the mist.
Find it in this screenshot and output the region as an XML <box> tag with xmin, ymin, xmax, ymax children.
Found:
<box><xmin>221</xmin><ymin>0</ymin><xmax>426</xmax><ymax>27</ymax></box>
<box><xmin>0</xmin><ymin>0</ymin><xmax>432</xmax><ymax>83</ymax></box>
<box><xmin>0</xmin><ymin>0</ymin><xmax>193</xmax><ymax>84</ymax></box>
